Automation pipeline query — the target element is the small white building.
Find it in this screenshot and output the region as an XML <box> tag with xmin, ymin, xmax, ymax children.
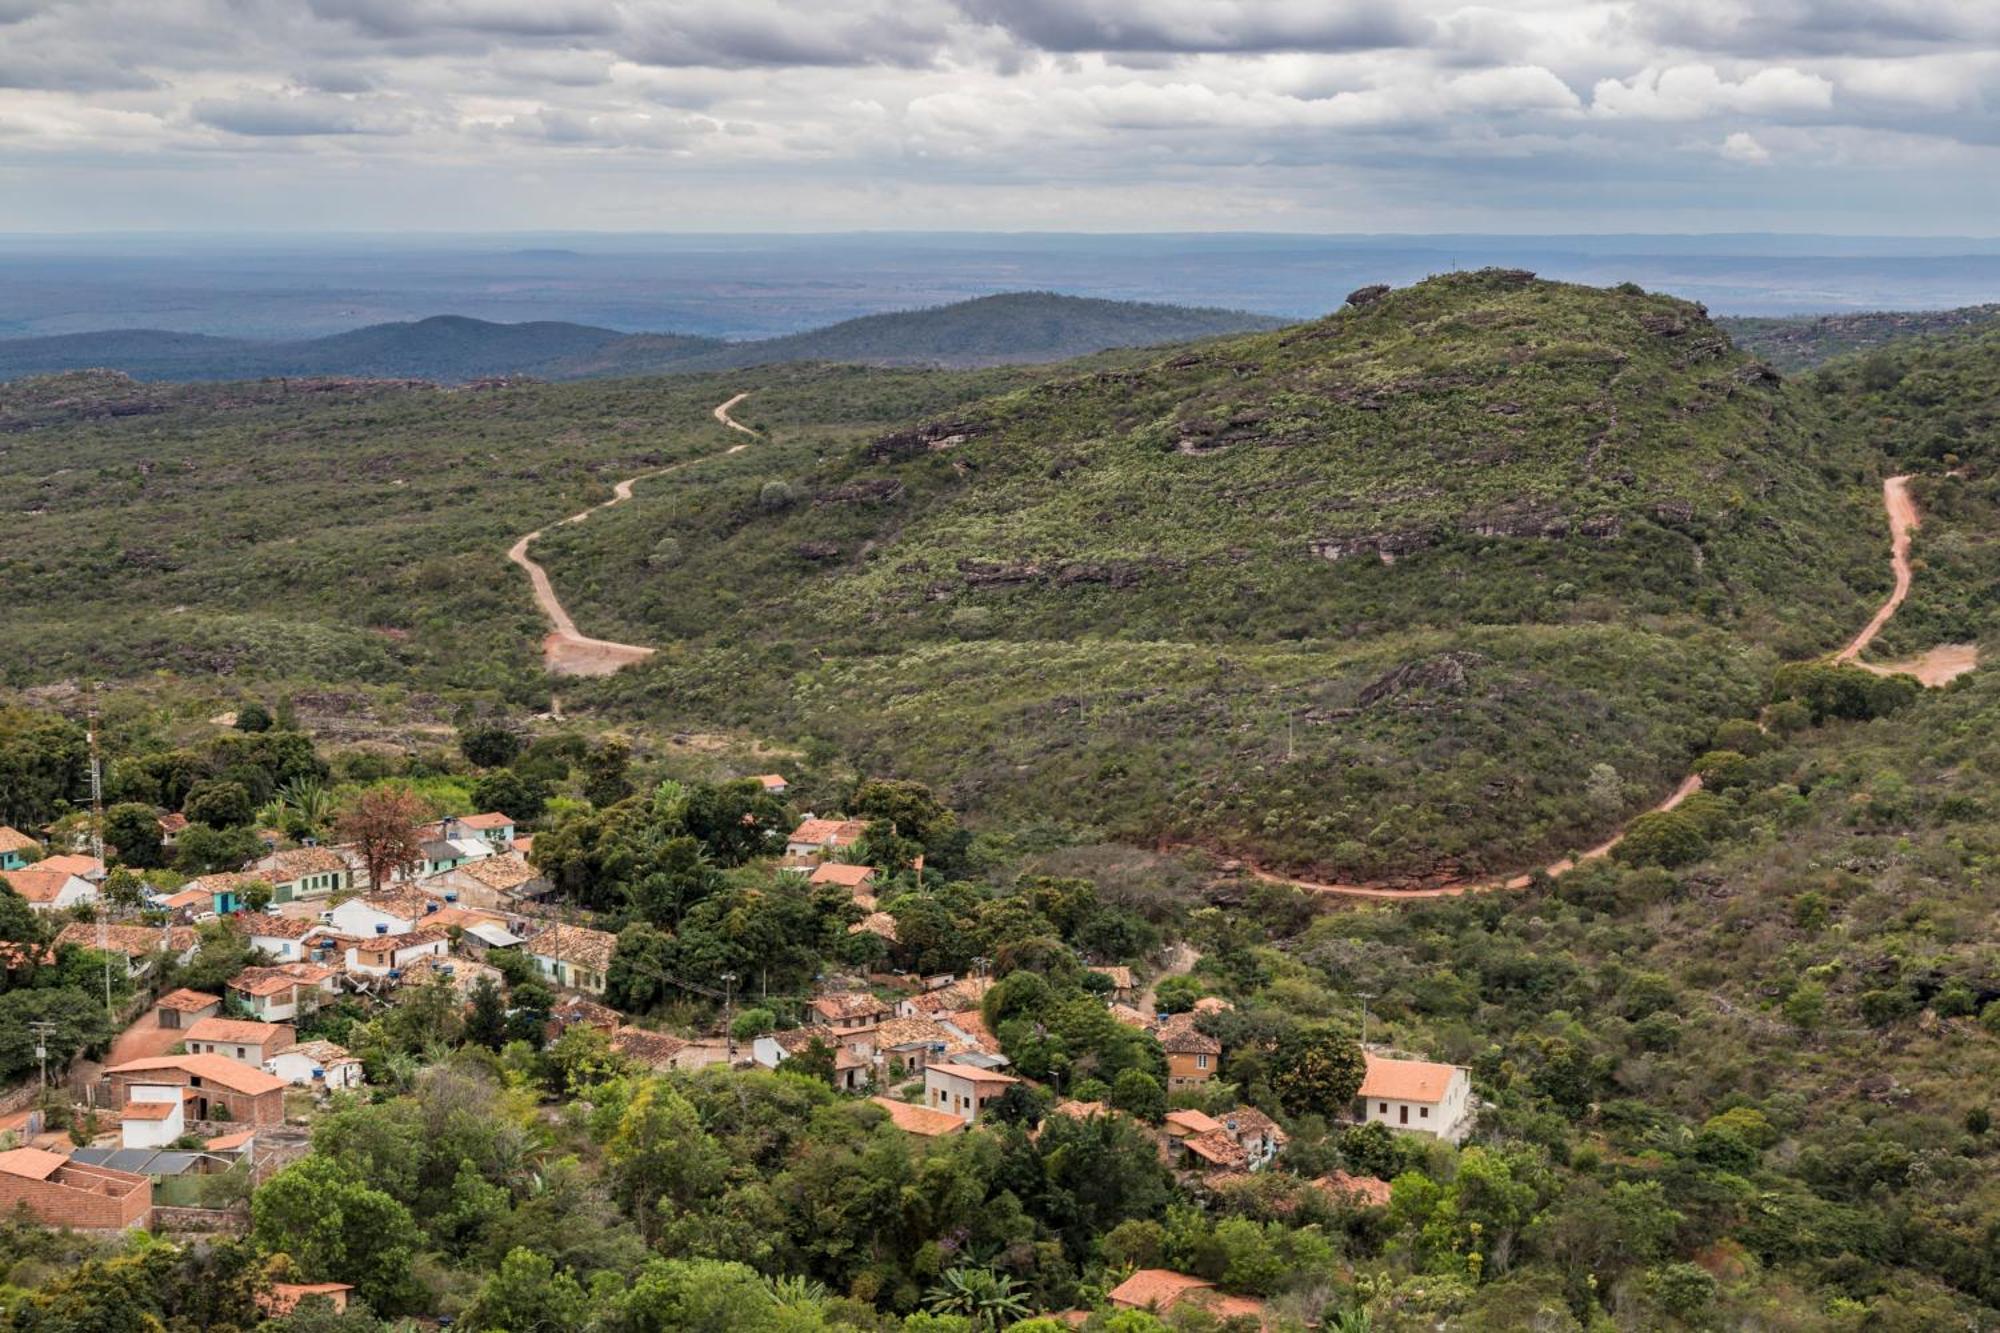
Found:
<box><xmin>231</xmin><ymin>913</ymin><xmax>319</xmax><ymax>962</ymax></box>
<box><xmin>923</xmin><ymin>1061</ymin><xmax>1020</xmax><ymax>1126</ymax></box>
<box><xmin>454</xmin><ymin>812</ymin><xmax>518</xmax><ymax>851</ymax></box>
<box><xmin>344</xmin><ymin>925</ymin><xmax>451</xmax><ymax>978</ymax></box>
<box><xmin>526</xmin><ymin>924</ymin><xmax>617</xmax><ymax>996</ymax></box>
<box><xmin>183</xmin><ymin>1017</ymin><xmax>294</xmax><ymax>1069</ymax></box>
<box><xmin>1355</xmin><ymin>1053</ymin><xmax>1475</xmax><ymax>1143</ymax></box>
<box><xmin>268</xmin><ymin>1039</ymin><xmax>364</xmax><ymax>1092</ymax></box>
<box><xmin>3</xmin><ymin>867</ymin><xmax>98</xmax><ymax>913</ymax></box>
<box><xmin>325</xmin><ymin>890</ymin><xmax>436</xmax><ymax>938</ymax></box>
<box><xmin>784</xmin><ymin>817</ymin><xmax>868</xmax><ymax>861</ymax></box>
<box><xmin>120</xmin><ymin>1088</ymin><xmax>187</xmax><ymax>1149</ymax></box>
<box><xmin>227</xmin><ymin>963</ymin><xmax>342</xmax><ymax>1022</ymax></box>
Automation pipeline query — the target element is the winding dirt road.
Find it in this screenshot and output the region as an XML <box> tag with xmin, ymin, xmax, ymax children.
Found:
<box><xmin>509</xmin><ymin>394</ymin><xmax>756</xmax><ymax>676</ymax></box>
<box><xmin>1248</xmin><ymin>473</ymin><xmax>1973</xmax><ymax>902</ymax></box>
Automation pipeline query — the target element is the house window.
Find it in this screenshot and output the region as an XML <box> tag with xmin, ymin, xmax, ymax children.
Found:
<box><xmin>1379</xmin><ymin>1102</ymin><xmax>1388</xmax><ymax>1114</ymax></box>
<box><xmin>1420</xmin><ymin>1107</ymin><xmax>1429</xmax><ymax>1119</ymax></box>
<box><xmin>236</xmin><ymin>1047</ymin><xmax>246</xmax><ymax>1058</ymax></box>
<box><xmin>1399</xmin><ymin>1105</ymin><xmax>1409</xmax><ymax>1125</ymax></box>
<box><xmin>1196</xmin><ymin>1055</ymin><xmax>1209</xmax><ymax>1069</ymax></box>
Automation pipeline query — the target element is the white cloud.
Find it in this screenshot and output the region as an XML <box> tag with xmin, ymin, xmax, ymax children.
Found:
<box><xmin>1591</xmin><ymin>64</ymin><xmax>1833</xmax><ymax>120</ymax></box>
<box><xmin>1718</xmin><ymin>129</ymin><xmax>1769</xmax><ymax>162</ymax></box>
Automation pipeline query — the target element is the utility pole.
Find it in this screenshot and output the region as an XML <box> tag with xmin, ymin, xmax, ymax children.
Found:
<box><xmin>28</xmin><ymin>1020</ymin><xmax>56</xmax><ymax>1123</ymax></box>
<box><xmin>720</xmin><ymin>971</ymin><xmax>738</xmax><ymax>1064</ymax></box>
<box><xmin>1357</xmin><ymin>991</ymin><xmax>1376</xmax><ymax>1047</ymax></box>
<box><xmin>83</xmin><ymin>691</ymin><xmax>113</xmax><ymax>1018</ymax></box>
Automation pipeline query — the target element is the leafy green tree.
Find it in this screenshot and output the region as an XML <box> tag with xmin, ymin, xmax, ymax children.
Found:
<box><xmin>250</xmin><ymin>1157</ymin><xmax>422</xmax><ymax>1312</ymax></box>
<box><xmin>471</xmin><ymin>769</ymin><xmax>547</xmax><ymax>823</ymax></box>
<box><xmin>1110</xmin><ymin>1068</ymin><xmax>1166</xmax><ymax>1123</ymax></box>
<box><xmin>0</xmin><ymin>706</ymin><xmax>85</xmax><ymax>830</ymax></box>
<box><xmin>465</xmin><ymin>976</ymin><xmax>507</xmax><ymax>1051</ymax></box>
<box><xmin>610</xmin><ymin>1257</ymin><xmax>798</xmax><ymax>1333</ymax></box>
<box><xmin>0</xmin><ymin>987</ymin><xmax>113</xmax><ymax>1082</ymax></box>
<box><xmin>184</xmin><ymin>778</ymin><xmax>256</xmax><ymax>829</ymax></box>
<box><xmin>173</xmin><ymin>821</ymin><xmax>263</xmax><ymax>875</ymax></box>
<box><xmin>925</xmin><ymin>1268</ymin><xmax>1030</xmax><ymax>1331</ymax></box>
<box><xmin>1270</xmin><ymin>1028</ymin><xmax>1365</xmax><ymax>1119</ymax></box>
<box><xmin>102</xmin><ymin>803</ymin><xmax>166</xmax><ymax>870</ymax></box>
<box><xmin>785</xmin><ymin>1037</ymin><xmax>837</xmax><ymax>1086</ymax></box>
<box><xmin>582</xmin><ymin>741</ymin><xmax>634</xmax><ymax>808</ymax></box>
<box><xmin>234</xmin><ymin>702</ymin><xmax>273</xmax><ymax>733</ymax></box>
<box><xmin>462</xmin><ymin>1248</ymin><xmax>589</xmax><ymax>1333</ymax></box>
<box><xmin>730</xmin><ymin>1006</ymin><xmax>775</xmax><ymax>1041</ymax></box>
<box><xmin>239</xmin><ymin>879</ymin><xmax>275</xmax><ymax>914</ymax></box>
<box><xmin>850</xmin><ymin>778</ymin><xmax>968</xmax><ymax>876</ymax></box>
<box><xmin>1151</xmin><ymin>974</ymin><xmax>1205</xmax><ymax>1014</ymax></box>
<box><xmin>1614</xmin><ymin>811</ymin><xmax>1708</xmax><ymax>869</ymax></box>
<box><xmin>459</xmin><ymin>724</ymin><xmax>524</xmax><ymax>770</ymax></box>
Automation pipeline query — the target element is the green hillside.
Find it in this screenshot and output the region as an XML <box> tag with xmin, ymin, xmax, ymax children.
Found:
<box><xmin>1723</xmin><ymin>303</ymin><xmax>2000</xmax><ymax>372</ymax></box>
<box><xmin>0</xmin><ymin>273</ymin><xmax>1894</xmax><ymax>880</ymax></box>
<box><xmin>550</xmin><ymin>272</ymin><xmax>1888</xmax><ymax>880</ymax></box>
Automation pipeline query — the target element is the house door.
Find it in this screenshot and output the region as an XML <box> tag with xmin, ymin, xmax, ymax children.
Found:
<box><xmin>1399</xmin><ymin>1105</ymin><xmax>1408</xmax><ymax>1125</ymax></box>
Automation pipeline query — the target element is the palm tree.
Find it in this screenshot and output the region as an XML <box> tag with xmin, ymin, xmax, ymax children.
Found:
<box><xmin>925</xmin><ymin>1268</ymin><xmax>1030</xmax><ymax>1331</ymax></box>
<box><xmin>277</xmin><ymin>778</ymin><xmax>335</xmax><ymax>831</ymax></box>
<box><xmin>1326</xmin><ymin>1308</ymin><xmax>1374</xmax><ymax>1333</ymax></box>
<box><xmin>766</xmin><ymin>1275</ymin><xmax>829</xmax><ymax>1311</ymax></box>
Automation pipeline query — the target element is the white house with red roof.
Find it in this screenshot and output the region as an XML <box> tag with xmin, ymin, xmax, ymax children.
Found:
<box><xmin>1355</xmin><ymin>1052</ymin><xmax>1474</xmax><ymax>1142</ymax></box>
<box><xmin>923</xmin><ymin>1061</ymin><xmax>1019</xmax><ymax>1126</ymax></box>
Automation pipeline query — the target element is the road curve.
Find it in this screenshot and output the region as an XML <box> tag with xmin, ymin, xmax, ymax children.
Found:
<box><xmin>1249</xmin><ymin>470</ymin><xmax>1965</xmax><ymax>902</ymax></box>
<box><xmin>509</xmin><ymin>394</ymin><xmax>755</xmax><ymax>676</ymax></box>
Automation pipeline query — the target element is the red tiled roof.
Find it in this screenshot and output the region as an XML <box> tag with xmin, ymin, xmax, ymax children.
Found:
<box><xmin>926</xmin><ymin>1061</ymin><xmax>1018</xmax><ymax>1085</ymax></box>
<box><xmin>1108</xmin><ymin>1270</ymin><xmax>1214</xmax><ymax>1312</ymax></box>
<box><xmin>457</xmin><ymin>812</ymin><xmax>514</xmax><ymax>830</ymax></box>
<box><xmin>121</xmin><ymin>1101</ymin><xmax>179</xmax><ymax>1121</ymax></box>
<box><xmin>105</xmin><ymin>1053</ymin><xmax>285</xmax><ymax>1096</ymax></box>
<box><xmin>0</xmin><ymin>1147</ymin><xmax>69</xmax><ymax>1180</ymax></box>
<box><xmin>0</xmin><ymin>827</ymin><xmax>37</xmax><ymax>854</ymax></box>
<box><xmin>186</xmin><ymin>1017</ymin><xmax>291</xmax><ymax>1046</ymax></box>
<box><xmin>809</xmin><ymin>862</ymin><xmax>877</xmax><ymax>888</ymax></box>
<box><xmin>1316</xmin><ymin>1171</ymin><xmax>1394</xmax><ymax>1207</ymax></box>
<box><xmin>1358</xmin><ymin>1053</ymin><xmax>1461</xmax><ymax>1104</ymax></box>
<box><xmin>2</xmin><ymin>868</ymin><xmax>83</xmax><ymax>904</ymax></box>
<box><xmin>869</xmin><ymin>1097</ymin><xmax>966</xmax><ymax>1137</ymax></box>
<box><xmin>156</xmin><ymin>988</ymin><xmax>220</xmax><ymax>1013</ymax></box>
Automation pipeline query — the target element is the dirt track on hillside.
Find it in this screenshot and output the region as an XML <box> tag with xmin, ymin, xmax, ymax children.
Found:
<box><xmin>509</xmin><ymin>394</ymin><xmax>754</xmax><ymax>676</ymax></box>
<box><xmin>1250</xmin><ymin>472</ymin><xmax>1974</xmax><ymax>901</ymax></box>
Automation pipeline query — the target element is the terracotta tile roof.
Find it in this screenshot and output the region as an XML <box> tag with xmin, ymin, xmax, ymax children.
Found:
<box><xmin>528</xmin><ymin>923</ymin><xmax>617</xmax><ymax>972</ymax></box>
<box><xmin>185</xmin><ymin>871</ymin><xmax>264</xmax><ymax>897</ymax></box>
<box><xmin>121</xmin><ymin>1100</ymin><xmax>179</xmax><ymax>1121</ymax></box>
<box><xmin>352</xmin><ymin>888</ymin><xmax>436</xmax><ymax>922</ymax></box>
<box><xmin>511</xmin><ymin>835</ymin><xmax>534</xmax><ymax>855</ymax></box>
<box><xmin>811</xmin><ymin>991</ymin><xmax>890</xmax><ymax>1022</ymax></box>
<box><xmin>1223</xmin><ymin>1106</ymin><xmax>1286</xmax><ymax>1142</ymax></box>
<box><xmin>157</xmin><ymin>813</ymin><xmax>189</xmax><ymax>835</ymax></box>
<box><xmin>1157</xmin><ymin>1014</ymin><xmax>1221</xmax><ymax>1055</ymax></box>
<box><xmin>185</xmin><ymin>1017</ymin><xmax>292</xmax><ymax>1046</ymax></box>
<box><xmin>1108</xmin><ymin>1003</ymin><xmax>1153</xmax><ymax>1029</ymax></box>
<box><xmin>425</xmin><ymin>904</ymin><xmax>508</xmax><ymax>930</ymax></box>
<box><xmin>926</xmin><ymin>1061</ymin><xmax>1018</xmax><ymax>1085</ymax></box>
<box><xmin>161</xmin><ymin>888</ymin><xmax>213</xmax><ymax>910</ymax></box>
<box><xmin>457</xmin><ymin>813</ymin><xmax>514</xmax><ymax>830</ymax></box>
<box><xmin>789</xmin><ymin>818</ymin><xmax>867</xmax><ymax>848</ymax></box>
<box><xmin>1108</xmin><ymin>1270</ymin><xmax>1215</xmax><ymax>1312</ymax></box>
<box><xmin>0</xmin><ymin>1147</ymin><xmax>70</xmax><ymax>1180</ymax></box>
<box><xmin>55</xmin><ymin>923</ymin><xmax>194</xmax><ymax>958</ymax></box>
<box><xmin>233</xmin><ymin>912</ymin><xmax>315</xmax><ymax>940</ymax></box>
<box><xmin>0</xmin><ymin>827</ymin><xmax>37</xmax><ymax>854</ymax></box>
<box><xmin>0</xmin><ymin>941</ymin><xmax>54</xmax><ymax>969</ymax></box>
<box><xmin>612</xmin><ymin>1026</ymin><xmax>689</xmax><ymax>1065</ymax></box>
<box><xmin>869</xmin><ymin>1096</ymin><xmax>966</xmax><ymax>1137</ymax></box>
<box><xmin>752</xmin><ymin>774</ymin><xmax>788</xmax><ymax>790</ymax></box>
<box><xmin>288</xmin><ymin>1039</ymin><xmax>358</xmax><ymax>1067</ymax></box>
<box><xmin>1358</xmin><ymin>1053</ymin><xmax>1461</xmax><ymax>1104</ymax></box>
<box><xmin>156</xmin><ymin>988</ymin><xmax>220</xmax><ymax>1013</ymax></box>
<box><xmin>1089</xmin><ymin>965</ymin><xmax>1136</xmax><ymax>989</ymax></box>
<box><xmin>3</xmin><ymin>868</ymin><xmax>83</xmax><ymax>903</ymax></box>
<box><xmin>550</xmin><ymin>995</ymin><xmax>622</xmax><ymax>1030</ymax></box>
<box><xmin>228</xmin><ymin>963</ymin><xmax>336</xmax><ymax>997</ymax></box>
<box><xmin>446</xmin><ymin>853</ymin><xmax>542</xmax><ymax>892</ymax></box>
<box><xmin>1316</xmin><ymin>1171</ymin><xmax>1394</xmax><ymax>1207</ymax></box>
<box><xmin>1183</xmin><ymin>1128</ymin><xmax>1251</xmax><ymax>1169</ymax></box>
<box><xmin>37</xmin><ymin>853</ymin><xmax>102</xmax><ymax>879</ymax></box>
<box><xmin>259</xmin><ymin>847</ymin><xmax>349</xmax><ymax>880</ymax></box>
<box><xmin>809</xmin><ymin>862</ymin><xmax>877</xmax><ymax>888</ymax></box>
<box><xmin>357</xmin><ymin>923</ymin><xmax>451</xmax><ymax>953</ymax></box>
<box><xmin>848</xmin><ymin>911</ymin><xmax>898</xmax><ymax>942</ymax></box>
<box><xmin>874</xmin><ymin>1016</ymin><xmax>963</xmax><ymax>1052</ymax></box>
<box><xmin>205</xmin><ymin>1130</ymin><xmax>256</xmax><ymax>1151</ymax></box>
<box><xmin>943</xmin><ymin>1009</ymin><xmax>998</xmax><ymax>1053</ymax></box>
<box><xmin>1192</xmin><ymin>996</ymin><xmax>1234</xmax><ymax>1013</ymax></box>
<box><xmin>1165</xmin><ymin>1109</ymin><xmax>1224</xmax><ymax>1137</ymax></box>
<box><xmin>106</xmin><ymin>1053</ymin><xmax>285</xmax><ymax>1096</ymax></box>
<box><xmin>260</xmin><ymin>1283</ymin><xmax>354</xmax><ymax>1316</ymax></box>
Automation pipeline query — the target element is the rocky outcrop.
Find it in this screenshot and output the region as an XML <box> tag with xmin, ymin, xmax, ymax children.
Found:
<box><xmin>1345</xmin><ymin>283</ymin><xmax>1391</xmax><ymax>307</ymax></box>
<box><xmin>867</xmin><ymin>420</ymin><xmax>984</xmax><ymax>462</ymax></box>
<box><xmin>1309</xmin><ymin>531</ymin><xmax>1434</xmax><ymax>562</ymax></box>
<box><xmin>795</xmin><ymin>540</ymin><xmax>841</xmax><ymax>561</ymax></box>
<box><xmin>1358</xmin><ymin>652</ymin><xmax>1487</xmax><ymax>707</ymax></box>
<box><xmin>1461</xmin><ymin>503</ymin><xmax>1623</xmax><ymax>541</ymax></box>
<box><xmin>954</xmin><ymin>557</ymin><xmax>1169</xmax><ymax>590</ymax></box>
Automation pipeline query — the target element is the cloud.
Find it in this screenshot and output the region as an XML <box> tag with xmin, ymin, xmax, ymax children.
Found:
<box><xmin>192</xmin><ymin>91</ymin><xmax>415</xmax><ymax>136</ymax></box>
<box><xmin>618</xmin><ymin>1</ymin><xmax>958</xmax><ymax>68</ymax></box>
<box><xmin>1591</xmin><ymin>64</ymin><xmax>1833</xmax><ymax>120</ymax></box>
<box><xmin>957</xmin><ymin>0</ymin><xmax>1430</xmax><ymax>53</ymax></box>
<box><xmin>306</xmin><ymin>0</ymin><xmax>620</xmax><ymax>40</ymax></box>
<box><xmin>1718</xmin><ymin>129</ymin><xmax>1769</xmax><ymax>162</ymax></box>
<box><xmin>1446</xmin><ymin>65</ymin><xmax>1579</xmax><ymax>114</ymax></box>
<box><xmin>1634</xmin><ymin>0</ymin><xmax>2000</xmax><ymax>57</ymax></box>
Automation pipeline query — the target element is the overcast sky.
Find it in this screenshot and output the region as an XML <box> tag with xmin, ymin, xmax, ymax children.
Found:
<box><xmin>0</xmin><ymin>0</ymin><xmax>1995</xmax><ymax>235</ymax></box>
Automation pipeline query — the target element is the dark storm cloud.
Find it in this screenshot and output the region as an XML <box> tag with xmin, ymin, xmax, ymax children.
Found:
<box><xmin>305</xmin><ymin>0</ymin><xmax>620</xmax><ymax>41</ymax></box>
<box><xmin>192</xmin><ymin>92</ymin><xmax>414</xmax><ymax>136</ymax></box>
<box><xmin>618</xmin><ymin>3</ymin><xmax>956</xmax><ymax>69</ymax></box>
<box><xmin>1636</xmin><ymin>0</ymin><xmax>2000</xmax><ymax>57</ymax></box>
<box><xmin>956</xmin><ymin>0</ymin><xmax>1430</xmax><ymax>54</ymax></box>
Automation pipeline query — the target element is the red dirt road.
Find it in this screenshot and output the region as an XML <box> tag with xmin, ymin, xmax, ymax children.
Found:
<box><xmin>510</xmin><ymin>395</ymin><xmax>755</xmax><ymax>676</ymax></box>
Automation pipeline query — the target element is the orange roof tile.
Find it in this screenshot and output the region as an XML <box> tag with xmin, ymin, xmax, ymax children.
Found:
<box><xmin>156</xmin><ymin>988</ymin><xmax>220</xmax><ymax>1013</ymax></box>
<box><xmin>1316</xmin><ymin>1170</ymin><xmax>1394</xmax><ymax>1207</ymax></box>
<box><xmin>1165</xmin><ymin>1109</ymin><xmax>1224</xmax><ymax>1137</ymax></box>
<box><xmin>0</xmin><ymin>827</ymin><xmax>36</xmax><ymax>854</ymax></box>
<box><xmin>926</xmin><ymin>1061</ymin><xmax>1018</xmax><ymax>1085</ymax></box>
<box><xmin>1358</xmin><ymin>1053</ymin><xmax>1462</xmax><ymax>1104</ymax></box>
<box><xmin>37</xmin><ymin>853</ymin><xmax>103</xmax><ymax>878</ymax></box>
<box><xmin>0</xmin><ymin>1147</ymin><xmax>69</xmax><ymax>1180</ymax></box>
<box><xmin>2</xmin><ymin>867</ymin><xmax>85</xmax><ymax>904</ymax></box>
<box><xmin>121</xmin><ymin>1101</ymin><xmax>179</xmax><ymax>1121</ymax></box>
<box><xmin>869</xmin><ymin>1096</ymin><xmax>966</xmax><ymax>1137</ymax></box>
<box><xmin>809</xmin><ymin>862</ymin><xmax>877</xmax><ymax>888</ymax></box>
<box><xmin>105</xmin><ymin>1053</ymin><xmax>286</xmax><ymax>1096</ymax></box>
<box><xmin>457</xmin><ymin>812</ymin><xmax>514</xmax><ymax>830</ymax></box>
<box><xmin>185</xmin><ymin>1017</ymin><xmax>292</xmax><ymax>1046</ymax></box>
<box><xmin>1108</xmin><ymin>1270</ymin><xmax>1215</xmax><ymax>1312</ymax></box>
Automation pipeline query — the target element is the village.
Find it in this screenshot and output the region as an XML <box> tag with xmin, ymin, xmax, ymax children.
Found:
<box><xmin>0</xmin><ymin>766</ymin><xmax>1476</xmax><ymax>1328</ymax></box>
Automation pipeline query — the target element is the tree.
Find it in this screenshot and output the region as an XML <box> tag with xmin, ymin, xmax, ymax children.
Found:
<box><xmin>925</xmin><ymin>1268</ymin><xmax>1030</xmax><ymax>1331</ymax></box>
<box><xmin>249</xmin><ymin>1156</ymin><xmax>422</xmax><ymax>1312</ymax></box>
<box><xmin>581</xmin><ymin>741</ymin><xmax>633</xmax><ymax>808</ymax></box>
<box><xmin>234</xmin><ymin>702</ymin><xmax>274</xmax><ymax>733</ymax></box>
<box><xmin>103</xmin><ymin>803</ymin><xmax>166</xmax><ymax>870</ymax></box>
<box><xmin>466</xmin><ymin>976</ymin><xmax>507</xmax><ymax>1051</ymax></box>
<box><xmin>459</xmin><ymin>725</ymin><xmax>523</xmax><ymax>770</ymax></box>
<box><xmin>0</xmin><ymin>987</ymin><xmax>113</xmax><ymax>1082</ymax></box>
<box><xmin>184</xmin><ymin>779</ymin><xmax>256</xmax><ymax>829</ymax></box>
<box><xmin>1614</xmin><ymin>811</ymin><xmax>1708</xmax><ymax>869</ymax></box>
<box><xmin>849</xmin><ymin>778</ymin><xmax>968</xmax><ymax>876</ymax></box>
<box><xmin>1152</xmin><ymin>975</ymin><xmax>1205</xmax><ymax>1014</ymax></box>
<box><xmin>173</xmin><ymin>822</ymin><xmax>263</xmax><ymax>875</ymax></box>
<box><xmin>239</xmin><ymin>879</ymin><xmax>275</xmax><ymax>914</ymax></box>
<box><xmin>605</xmin><ymin>1082</ymin><xmax>728</xmax><ymax>1240</ymax></box>
<box><xmin>1111</xmin><ymin>1068</ymin><xmax>1166</xmax><ymax>1123</ymax></box>
<box><xmin>785</xmin><ymin>1037</ymin><xmax>837</xmax><ymax>1085</ymax></box>
<box><xmin>334</xmin><ymin>787</ymin><xmax>431</xmax><ymax>889</ymax></box>
<box><xmin>730</xmin><ymin>1007</ymin><xmax>774</xmax><ymax>1041</ymax></box>
<box><xmin>471</xmin><ymin>769</ymin><xmax>546</xmax><ymax>823</ymax></box>
<box><xmin>1270</xmin><ymin>1029</ymin><xmax>1365</xmax><ymax>1119</ymax></box>
<box><xmin>462</xmin><ymin>1248</ymin><xmax>588</xmax><ymax>1333</ymax></box>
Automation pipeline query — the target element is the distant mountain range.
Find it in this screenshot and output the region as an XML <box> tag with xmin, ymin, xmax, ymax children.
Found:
<box><xmin>0</xmin><ymin>293</ymin><xmax>1287</xmax><ymax>384</ymax></box>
